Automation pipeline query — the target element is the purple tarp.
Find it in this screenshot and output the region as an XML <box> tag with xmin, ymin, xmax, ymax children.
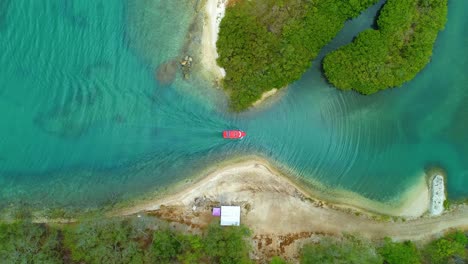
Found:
<box><xmin>212</xmin><ymin>207</ymin><xmax>221</xmax><ymax>217</ymax></box>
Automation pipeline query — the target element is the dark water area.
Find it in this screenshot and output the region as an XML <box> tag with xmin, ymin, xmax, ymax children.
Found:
<box><xmin>0</xmin><ymin>0</ymin><xmax>466</xmax><ymax>209</ymax></box>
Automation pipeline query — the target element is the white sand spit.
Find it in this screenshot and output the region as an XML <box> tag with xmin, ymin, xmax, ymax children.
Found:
<box><xmin>201</xmin><ymin>0</ymin><xmax>227</xmax><ymax>79</ymax></box>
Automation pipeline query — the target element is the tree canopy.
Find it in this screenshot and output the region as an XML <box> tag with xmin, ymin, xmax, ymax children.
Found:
<box><xmin>377</xmin><ymin>237</ymin><xmax>421</xmax><ymax>264</ymax></box>
<box><xmin>217</xmin><ymin>0</ymin><xmax>378</xmax><ymax>111</ymax></box>
<box><xmin>323</xmin><ymin>0</ymin><xmax>448</xmax><ymax>94</ymax></box>
<box><xmin>204</xmin><ymin>224</ymin><xmax>252</xmax><ymax>264</ymax></box>
<box><xmin>0</xmin><ymin>219</ymin><xmax>467</xmax><ymax>263</ymax></box>
<box><xmin>300</xmin><ymin>234</ymin><xmax>383</xmax><ymax>264</ymax></box>
<box><xmin>62</xmin><ymin>218</ymin><xmax>252</xmax><ymax>264</ymax></box>
<box><xmin>0</xmin><ymin>221</ymin><xmax>62</xmax><ymax>264</ymax></box>
<box><xmin>423</xmin><ymin>230</ymin><xmax>468</xmax><ymax>264</ymax></box>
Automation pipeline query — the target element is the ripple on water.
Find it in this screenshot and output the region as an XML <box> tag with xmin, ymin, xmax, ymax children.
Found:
<box><xmin>0</xmin><ymin>0</ymin><xmax>467</xmax><ymax>209</ymax></box>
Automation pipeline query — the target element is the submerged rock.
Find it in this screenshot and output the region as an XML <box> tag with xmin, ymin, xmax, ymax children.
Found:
<box><xmin>180</xmin><ymin>55</ymin><xmax>193</xmax><ymax>79</ymax></box>
<box><xmin>156</xmin><ymin>59</ymin><xmax>178</xmax><ymax>85</ymax></box>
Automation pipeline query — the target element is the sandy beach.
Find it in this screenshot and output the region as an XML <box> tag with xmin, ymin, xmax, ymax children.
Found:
<box><xmin>200</xmin><ymin>0</ymin><xmax>285</xmax><ymax>110</ymax></box>
<box><xmin>114</xmin><ymin>158</ymin><xmax>468</xmax><ymax>260</ymax></box>
<box><xmin>252</xmin><ymin>88</ymin><xmax>279</xmax><ymax>107</ymax></box>
<box><xmin>201</xmin><ymin>0</ymin><xmax>227</xmax><ymax>81</ymax></box>
<box><xmin>118</xmin><ymin>158</ymin><xmax>430</xmax><ymax>218</ymax></box>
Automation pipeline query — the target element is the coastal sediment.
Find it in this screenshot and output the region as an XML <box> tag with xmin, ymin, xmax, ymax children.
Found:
<box><xmin>114</xmin><ymin>158</ymin><xmax>468</xmax><ymax>260</ymax></box>
<box><xmin>252</xmin><ymin>88</ymin><xmax>279</xmax><ymax>107</ymax></box>
<box><xmin>200</xmin><ymin>0</ymin><xmax>285</xmax><ymax>108</ymax></box>
<box><xmin>116</xmin><ymin>158</ymin><xmax>431</xmax><ymax>219</ymax></box>
<box><xmin>201</xmin><ymin>0</ymin><xmax>227</xmax><ymax>81</ymax></box>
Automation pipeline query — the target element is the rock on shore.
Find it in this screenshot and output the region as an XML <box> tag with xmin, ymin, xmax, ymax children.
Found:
<box><xmin>430</xmin><ymin>175</ymin><xmax>446</xmax><ymax>216</ymax></box>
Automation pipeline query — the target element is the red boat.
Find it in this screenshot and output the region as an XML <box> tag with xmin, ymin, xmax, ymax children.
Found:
<box><xmin>223</xmin><ymin>130</ymin><xmax>246</xmax><ymax>139</ymax></box>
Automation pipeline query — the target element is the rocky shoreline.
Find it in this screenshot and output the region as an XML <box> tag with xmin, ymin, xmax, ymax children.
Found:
<box><xmin>430</xmin><ymin>174</ymin><xmax>446</xmax><ymax>216</ymax></box>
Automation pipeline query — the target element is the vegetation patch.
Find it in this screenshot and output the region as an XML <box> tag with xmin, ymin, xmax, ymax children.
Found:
<box><xmin>217</xmin><ymin>0</ymin><xmax>378</xmax><ymax>111</ymax></box>
<box><xmin>0</xmin><ymin>222</ymin><xmax>62</xmax><ymax>263</ymax></box>
<box><xmin>323</xmin><ymin>0</ymin><xmax>448</xmax><ymax>94</ymax></box>
<box><xmin>300</xmin><ymin>234</ymin><xmax>382</xmax><ymax>264</ymax></box>
<box><xmin>1</xmin><ymin>218</ymin><xmax>467</xmax><ymax>263</ymax></box>
<box><xmin>299</xmin><ymin>231</ymin><xmax>468</xmax><ymax>264</ymax></box>
<box><xmin>0</xmin><ymin>218</ymin><xmax>252</xmax><ymax>264</ymax></box>
<box><xmin>423</xmin><ymin>230</ymin><xmax>468</xmax><ymax>264</ymax></box>
<box><xmin>377</xmin><ymin>237</ymin><xmax>421</xmax><ymax>264</ymax></box>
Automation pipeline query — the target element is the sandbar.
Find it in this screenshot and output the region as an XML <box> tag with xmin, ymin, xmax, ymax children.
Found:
<box><xmin>113</xmin><ymin>157</ymin><xmax>468</xmax><ymax>260</ymax></box>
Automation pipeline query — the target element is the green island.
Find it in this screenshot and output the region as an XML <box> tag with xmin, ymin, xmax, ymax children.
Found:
<box><xmin>217</xmin><ymin>0</ymin><xmax>378</xmax><ymax>111</ymax></box>
<box><xmin>1</xmin><ymin>218</ymin><xmax>467</xmax><ymax>264</ymax></box>
<box><xmin>217</xmin><ymin>0</ymin><xmax>447</xmax><ymax>109</ymax></box>
<box><xmin>323</xmin><ymin>0</ymin><xmax>448</xmax><ymax>94</ymax></box>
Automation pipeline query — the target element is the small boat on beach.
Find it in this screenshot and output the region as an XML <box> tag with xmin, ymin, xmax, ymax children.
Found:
<box><xmin>223</xmin><ymin>130</ymin><xmax>246</xmax><ymax>139</ymax></box>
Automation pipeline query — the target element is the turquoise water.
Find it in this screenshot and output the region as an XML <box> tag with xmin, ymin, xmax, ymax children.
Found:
<box><xmin>0</xmin><ymin>0</ymin><xmax>467</xmax><ymax>209</ymax></box>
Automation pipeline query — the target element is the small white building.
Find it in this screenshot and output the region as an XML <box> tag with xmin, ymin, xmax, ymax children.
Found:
<box><xmin>220</xmin><ymin>206</ymin><xmax>241</xmax><ymax>226</ymax></box>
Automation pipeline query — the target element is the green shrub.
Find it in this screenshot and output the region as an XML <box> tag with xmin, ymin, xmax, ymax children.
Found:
<box><xmin>300</xmin><ymin>234</ymin><xmax>382</xmax><ymax>264</ymax></box>
<box><xmin>423</xmin><ymin>231</ymin><xmax>468</xmax><ymax>264</ymax></box>
<box><xmin>378</xmin><ymin>237</ymin><xmax>421</xmax><ymax>264</ymax></box>
<box><xmin>63</xmin><ymin>218</ymin><xmax>147</xmax><ymax>264</ymax></box>
<box><xmin>204</xmin><ymin>223</ymin><xmax>252</xmax><ymax>264</ymax></box>
<box><xmin>323</xmin><ymin>0</ymin><xmax>448</xmax><ymax>94</ymax></box>
<box><xmin>148</xmin><ymin>229</ymin><xmax>204</xmax><ymax>264</ymax></box>
<box><xmin>176</xmin><ymin>233</ymin><xmax>204</xmax><ymax>264</ymax></box>
<box><xmin>443</xmin><ymin>199</ymin><xmax>451</xmax><ymax>210</ymax></box>
<box><xmin>150</xmin><ymin>229</ymin><xmax>180</xmax><ymax>263</ymax></box>
<box><xmin>270</xmin><ymin>256</ymin><xmax>289</xmax><ymax>263</ymax></box>
<box><xmin>0</xmin><ymin>221</ymin><xmax>62</xmax><ymax>263</ymax></box>
<box><xmin>217</xmin><ymin>0</ymin><xmax>378</xmax><ymax>111</ymax></box>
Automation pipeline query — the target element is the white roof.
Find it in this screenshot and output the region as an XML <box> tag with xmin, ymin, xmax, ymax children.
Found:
<box><xmin>220</xmin><ymin>206</ymin><xmax>241</xmax><ymax>226</ymax></box>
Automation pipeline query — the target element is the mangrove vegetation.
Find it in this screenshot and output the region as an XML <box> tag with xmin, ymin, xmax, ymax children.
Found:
<box><xmin>217</xmin><ymin>0</ymin><xmax>378</xmax><ymax>111</ymax></box>
<box><xmin>323</xmin><ymin>0</ymin><xmax>448</xmax><ymax>94</ymax></box>
<box><xmin>0</xmin><ymin>218</ymin><xmax>252</xmax><ymax>264</ymax></box>
<box><xmin>0</xmin><ymin>217</ymin><xmax>467</xmax><ymax>263</ymax></box>
<box><xmin>217</xmin><ymin>0</ymin><xmax>448</xmax><ymax>110</ymax></box>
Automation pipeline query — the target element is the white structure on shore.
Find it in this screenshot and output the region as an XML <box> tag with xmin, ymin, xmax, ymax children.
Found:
<box><xmin>220</xmin><ymin>206</ymin><xmax>241</xmax><ymax>226</ymax></box>
<box><xmin>430</xmin><ymin>175</ymin><xmax>446</xmax><ymax>216</ymax></box>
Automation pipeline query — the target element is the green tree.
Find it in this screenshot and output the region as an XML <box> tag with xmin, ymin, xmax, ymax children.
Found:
<box><xmin>203</xmin><ymin>223</ymin><xmax>252</xmax><ymax>264</ymax></box>
<box><xmin>423</xmin><ymin>231</ymin><xmax>468</xmax><ymax>264</ymax></box>
<box><xmin>217</xmin><ymin>0</ymin><xmax>379</xmax><ymax>111</ymax></box>
<box><xmin>0</xmin><ymin>221</ymin><xmax>62</xmax><ymax>263</ymax></box>
<box><xmin>300</xmin><ymin>235</ymin><xmax>382</xmax><ymax>264</ymax></box>
<box><xmin>63</xmin><ymin>218</ymin><xmax>146</xmax><ymax>264</ymax></box>
<box><xmin>150</xmin><ymin>229</ymin><xmax>180</xmax><ymax>263</ymax></box>
<box><xmin>323</xmin><ymin>0</ymin><xmax>448</xmax><ymax>94</ymax></box>
<box><xmin>378</xmin><ymin>237</ymin><xmax>421</xmax><ymax>264</ymax></box>
<box><xmin>177</xmin><ymin>234</ymin><xmax>204</xmax><ymax>264</ymax></box>
<box><xmin>270</xmin><ymin>256</ymin><xmax>289</xmax><ymax>264</ymax></box>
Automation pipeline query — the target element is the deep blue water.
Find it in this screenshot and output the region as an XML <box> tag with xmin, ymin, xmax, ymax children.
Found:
<box><xmin>0</xmin><ymin>0</ymin><xmax>466</xmax><ymax>208</ymax></box>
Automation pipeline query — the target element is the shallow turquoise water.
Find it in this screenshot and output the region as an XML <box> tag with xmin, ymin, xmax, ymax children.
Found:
<box><xmin>0</xmin><ymin>0</ymin><xmax>467</xmax><ymax>208</ymax></box>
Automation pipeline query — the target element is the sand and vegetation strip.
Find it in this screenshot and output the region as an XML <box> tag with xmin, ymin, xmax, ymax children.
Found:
<box><xmin>115</xmin><ymin>158</ymin><xmax>429</xmax><ymax>218</ymax></box>
<box><xmin>113</xmin><ymin>159</ymin><xmax>468</xmax><ymax>238</ymax></box>
<box><xmin>1</xmin><ymin>158</ymin><xmax>467</xmax><ymax>263</ymax></box>
<box><xmin>1</xmin><ymin>210</ymin><xmax>467</xmax><ymax>263</ymax></box>
<box><xmin>201</xmin><ymin>0</ymin><xmax>227</xmax><ymax>81</ymax></box>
